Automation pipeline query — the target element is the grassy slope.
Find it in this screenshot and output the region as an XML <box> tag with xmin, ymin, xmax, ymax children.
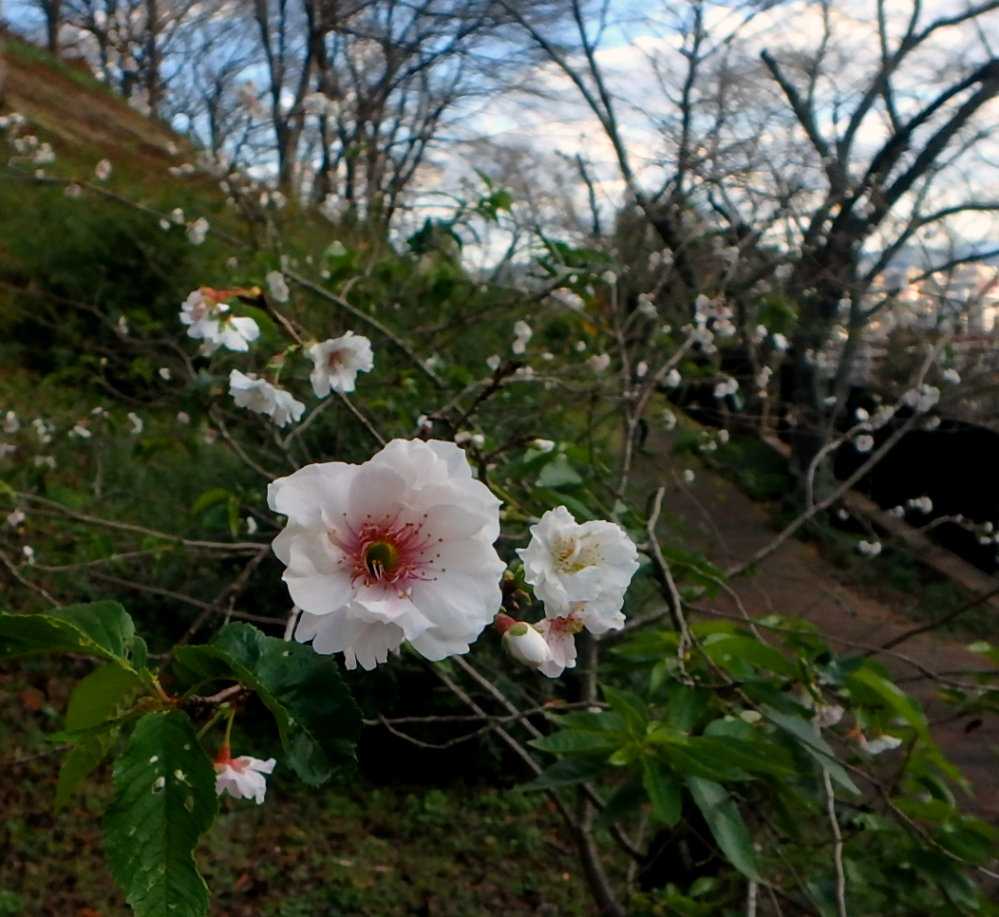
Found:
<box><xmin>0</xmin><ymin>38</ymin><xmax>595</xmax><ymax>916</ymax></box>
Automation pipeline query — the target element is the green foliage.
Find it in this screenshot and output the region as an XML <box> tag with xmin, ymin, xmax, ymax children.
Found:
<box><xmin>172</xmin><ymin>623</ymin><xmax>361</xmax><ymax>784</ymax></box>
<box><xmin>686</xmin><ymin>777</ymin><xmax>759</xmax><ymax>880</ymax></box>
<box><xmin>104</xmin><ymin>711</ymin><xmax>217</xmax><ymax>917</ymax></box>
<box><xmin>57</xmin><ymin>663</ymin><xmax>143</xmax><ymax>809</ymax></box>
<box><xmin>0</xmin><ymin>601</ymin><xmax>140</xmax><ymax>668</ymax></box>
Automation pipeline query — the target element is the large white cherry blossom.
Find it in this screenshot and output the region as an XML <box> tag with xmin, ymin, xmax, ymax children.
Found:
<box><xmin>269</xmin><ymin>439</ymin><xmax>505</xmax><ymax>670</ymax></box>
<box><xmin>307</xmin><ymin>331</ymin><xmax>374</xmax><ymax>397</ymax></box>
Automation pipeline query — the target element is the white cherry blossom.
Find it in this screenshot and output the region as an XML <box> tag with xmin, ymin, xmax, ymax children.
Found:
<box><xmin>858</xmin><ymin>540</ymin><xmax>882</xmax><ymax>557</ymax></box>
<box><xmin>535</xmin><ymin>612</ymin><xmax>584</xmax><ymax>677</ymax></box>
<box><xmin>518</xmin><ymin>506</ymin><xmax>639</xmax><ymax>630</ymax></box>
<box><xmin>187</xmin><ymin>217</ymin><xmax>209</xmax><ymax>245</ymax></box>
<box><xmin>270</xmin><ymin>439</ymin><xmax>505</xmax><ymax>670</ymax></box>
<box><xmin>307</xmin><ymin>332</ymin><xmax>374</xmax><ymax>397</ymax></box>
<box><xmin>94</xmin><ymin>158</ymin><xmax>112</xmax><ymax>181</ymax></box>
<box><xmin>512</xmin><ymin>320</ymin><xmax>532</xmax><ymax>355</ymax></box>
<box><xmin>179</xmin><ymin>290</ymin><xmax>259</xmax><ymax>354</ymax></box>
<box><xmin>588</xmin><ymin>353</ymin><xmax>610</xmax><ymax>373</ymax></box>
<box><xmin>214</xmin><ymin>750</ymin><xmax>276</xmax><ymax>804</ymax></box>
<box><xmin>229</xmin><ymin>371</ymin><xmax>305</xmax><ymax>427</ymax></box>
<box><xmin>266</xmin><ymin>271</ymin><xmax>290</xmax><ymax>303</ymax></box>
<box><xmin>857</xmin><ymin>733</ymin><xmax>902</xmax><ymax>755</ymax></box>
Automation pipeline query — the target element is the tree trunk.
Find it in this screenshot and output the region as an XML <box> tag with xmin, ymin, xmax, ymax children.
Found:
<box><xmin>144</xmin><ymin>0</ymin><xmax>162</xmax><ymax>117</ymax></box>
<box><xmin>44</xmin><ymin>0</ymin><xmax>62</xmax><ymax>55</ymax></box>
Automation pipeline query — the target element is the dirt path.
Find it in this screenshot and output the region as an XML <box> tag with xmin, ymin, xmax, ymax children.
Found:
<box><xmin>633</xmin><ymin>433</ymin><xmax>999</xmax><ymax>822</ymax></box>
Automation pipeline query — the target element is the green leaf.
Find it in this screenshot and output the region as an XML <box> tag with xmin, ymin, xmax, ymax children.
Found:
<box><xmin>642</xmin><ymin>759</ymin><xmax>682</xmax><ymax>826</ymax></box>
<box><xmin>56</xmin><ymin>664</ymin><xmax>143</xmax><ymax>809</ymax></box>
<box><xmin>664</xmin><ymin>684</ymin><xmax>709</xmax><ymax>732</ymax></box>
<box><xmin>104</xmin><ymin>711</ymin><xmax>217</xmax><ymax>917</ymax></box>
<box><xmin>536</xmin><ymin>455</ymin><xmax>583</xmax><ymax>489</ymax></box>
<box><xmin>57</xmin><ymin>738</ymin><xmax>115</xmax><ymax>812</ymax></box>
<box><xmin>0</xmin><ymin>602</ymin><xmax>136</xmax><ymax>667</ymax></box>
<box><xmin>529</xmin><ymin>730</ymin><xmax>620</xmax><ymax>756</ymax></box>
<box><xmin>173</xmin><ymin>623</ymin><xmax>360</xmax><ymax>785</ymax></box>
<box><xmin>66</xmin><ymin>663</ymin><xmax>143</xmax><ymax>731</ymax></box>
<box><xmin>687</xmin><ymin>777</ymin><xmax>760</xmax><ymax>880</ymax></box>
<box><xmin>190</xmin><ymin>487</ymin><xmax>231</xmax><ymax>517</ymax></box>
<box><xmin>700</xmin><ymin>634</ymin><xmax>796</xmax><ymax>677</ymax></box>
<box><xmin>846</xmin><ymin>666</ymin><xmax>929</xmax><ymax>740</ymax></box>
<box><xmin>521</xmin><ymin>757</ymin><xmax>607</xmax><ymax>791</ymax></box>
<box><xmin>661</xmin><ymin>740</ymin><xmax>752</xmax><ymax>782</ymax></box>
<box><xmin>762</xmin><ymin>706</ymin><xmax>860</xmax><ymax>795</ymax></box>
<box><xmin>602</xmin><ymin>685</ymin><xmax>648</xmax><ymax>735</ymax></box>
<box><xmin>595</xmin><ymin>777</ymin><xmax>646</xmax><ymax>828</ymax></box>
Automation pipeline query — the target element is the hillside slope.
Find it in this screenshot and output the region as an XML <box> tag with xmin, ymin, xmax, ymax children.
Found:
<box><xmin>2</xmin><ymin>32</ymin><xmax>181</xmax><ymax>179</ymax></box>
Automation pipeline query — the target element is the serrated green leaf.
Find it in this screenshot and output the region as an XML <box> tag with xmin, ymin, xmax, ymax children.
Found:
<box><xmin>642</xmin><ymin>759</ymin><xmax>682</xmax><ymax>826</ymax></box>
<box><xmin>104</xmin><ymin>711</ymin><xmax>217</xmax><ymax>917</ymax></box>
<box><xmin>0</xmin><ymin>602</ymin><xmax>135</xmax><ymax>667</ymax></box>
<box><xmin>172</xmin><ymin>623</ymin><xmax>360</xmax><ymax>785</ymax></box>
<box><xmin>687</xmin><ymin>777</ymin><xmax>760</xmax><ymax>880</ymax></box>
<box><xmin>66</xmin><ymin>663</ymin><xmax>143</xmax><ymax>731</ymax></box>
<box><xmin>57</xmin><ymin>736</ymin><xmax>115</xmax><ymax>811</ymax></box>
<box><xmin>55</xmin><ymin>663</ymin><xmax>143</xmax><ymax>810</ymax></box>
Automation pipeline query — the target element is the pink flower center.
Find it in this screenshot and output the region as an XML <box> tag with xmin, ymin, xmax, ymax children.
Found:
<box><xmin>330</xmin><ymin>513</ymin><xmax>442</xmax><ymax>590</ymax></box>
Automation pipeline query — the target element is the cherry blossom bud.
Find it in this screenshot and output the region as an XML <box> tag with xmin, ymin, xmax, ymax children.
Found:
<box><xmin>501</xmin><ymin>621</ymin><xmax>553</xmax><ymax>669</ymax></box>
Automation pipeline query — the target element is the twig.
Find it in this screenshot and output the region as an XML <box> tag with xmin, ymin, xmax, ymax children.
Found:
<box><xmin>17</xmin><ymin>493</ymin><xmax>264</xmax><ymax>553</ymax></box>
<box><xmin>823</xmin><ymin>767</ymin><xmax>848</xmax><ymax>917</ymax></box>
<box><xmin>284</xmin><ymin>269</ymin><xmax>443</xmax><ymax>388</ymax></box>
<box><xmin>0</xmin><ymin>549</ymin><xmax>59</xmax><ymax>606</ymax></box>
<box><xmin>645</xmin><ymin>486</ymin><xmax>692</xmax><ymax>666</ymax></box>
<box><xmin>873</xmin><ymin>583</ymin><xmax>999</xmax><ymax>653</ymax></box>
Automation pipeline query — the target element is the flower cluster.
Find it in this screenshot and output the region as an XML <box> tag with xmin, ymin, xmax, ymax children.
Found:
<box><xmin>498</xmin><ymin>506</ymin><xmax>639</xmax><ymax>678</ymax></box>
